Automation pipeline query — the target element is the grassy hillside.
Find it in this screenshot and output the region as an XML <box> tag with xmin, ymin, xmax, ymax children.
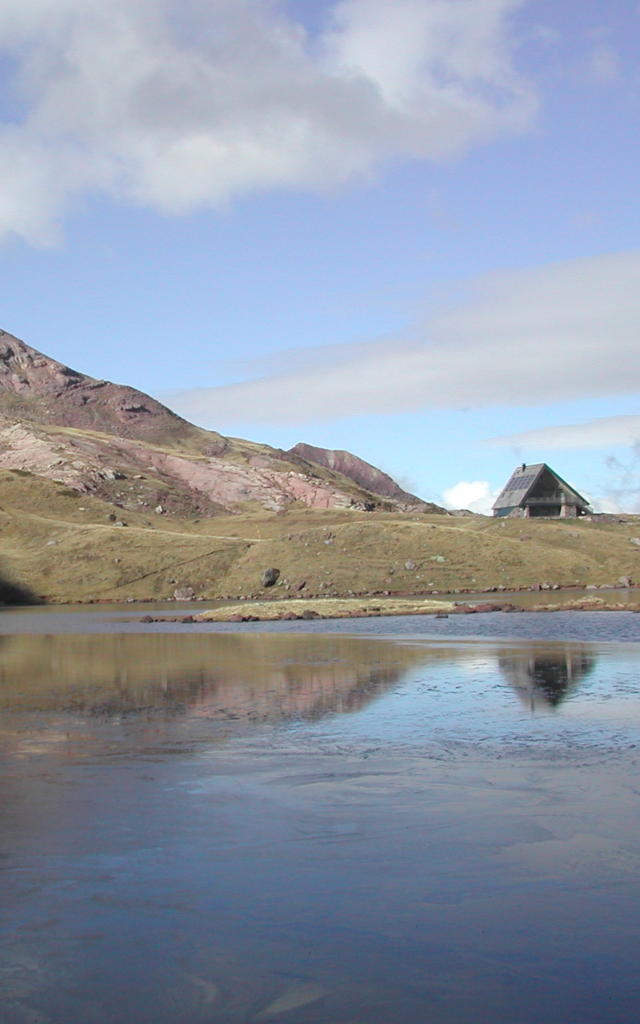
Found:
<box><xmin>0</xmin><ymin>469</ymin><xmax>638</xmax><ymax>603</ymax></box>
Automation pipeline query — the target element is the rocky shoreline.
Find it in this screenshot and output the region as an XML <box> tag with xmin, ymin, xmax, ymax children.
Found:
<box><xmin>135</xmin><ymin>593</ymin><xmax>640</xmax><ymax>624</ymax></box>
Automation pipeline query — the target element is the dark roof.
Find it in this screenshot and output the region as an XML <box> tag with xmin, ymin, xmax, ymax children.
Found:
<box><xmin>493</xmin><ymin>463</ymin><xmax>590</xmax><ymax>511</ymax></box>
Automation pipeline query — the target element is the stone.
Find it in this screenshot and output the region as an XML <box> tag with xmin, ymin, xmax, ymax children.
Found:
<box><xmin>301</xmin><ymin>609</ymin><xmax>320</xmax><ymax>619</ymax></box>
<box><xmin>619</xmin><ymin>576</ymin><xmax>633</xmax><ymax>587</ymax></box>
<box><xmin>405</xmin><ymin>560</ymin><xmax>416</xmax><ymax>571</ymax></box>
<box><xmin>173</xmin><ymin>586</ymin><xmax>195</xmax><ymax>601</ymax></box>
<box><xmin>262</xmin><ymin>567</ymin><xmax>280</xmax><ymax>588</ymax></box>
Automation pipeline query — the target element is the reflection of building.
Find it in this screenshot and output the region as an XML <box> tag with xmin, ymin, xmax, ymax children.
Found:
<box><xmin>493</xmin><ymin>463</ymin><xmax>591</xmax><ymax>518</ymax></box>
<box><xmin>498</xmin><ymin>645</ymin><xmax>596</xmax><ymax>711</ymax></box>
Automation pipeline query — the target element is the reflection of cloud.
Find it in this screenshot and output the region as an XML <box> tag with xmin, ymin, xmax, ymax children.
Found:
<box><xmin>168</xmin><ymin>251</ymin><xmax>640</xmax><ymax>427</ymax></box>
<box><xmin>498</xmin><ymin>644</ymin><xmax>596</xmax><ymax>712</ymax></box>
<box><xmin>0</xmin><ymin>0</ymin><xmax>535</xmax><ymax>244</ymax></box>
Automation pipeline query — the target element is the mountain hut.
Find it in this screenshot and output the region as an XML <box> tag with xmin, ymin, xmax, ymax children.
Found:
<box><xmin>492</xmin><ymin>463</ymin><xmax>591</xmax><ymax>519</ymax></box>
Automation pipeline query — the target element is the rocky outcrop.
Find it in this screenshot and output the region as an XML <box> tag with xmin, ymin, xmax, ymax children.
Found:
<box><xmin>289</xmin><ymin>442</ymin><xmax>438</xmax><ymax>510</ymax></box>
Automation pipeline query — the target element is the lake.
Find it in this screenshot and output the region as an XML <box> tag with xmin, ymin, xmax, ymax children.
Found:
<box><xmin>1</xmin><ymin>609</ymin><xmax>640</xmax><ymax>1022</ymax></box>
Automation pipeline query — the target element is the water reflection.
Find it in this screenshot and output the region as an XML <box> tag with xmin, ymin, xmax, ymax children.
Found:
<box><xmin>0</xmin><ymin>633</ymin><xmax>434</xmax><ymax>721</ymax></box>
<box><xmin>1</xmin><ymin>633</ymin><xmax>638</xmax><ymax>1024</ymax></box>
<box><xmin>0</xmin><ymin>635</ymin><xmax>602</xmax><ymax>726</ymax></box>
<box><xmin>498</xmin><ymin>645</ymin><xmax>596</xmax><ymax>710</ymax></box>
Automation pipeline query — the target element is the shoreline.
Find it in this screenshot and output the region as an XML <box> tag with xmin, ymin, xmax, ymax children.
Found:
<box><xmin>137</xmin><ymin>593</ymin><xmax>640</xmax><ymax>624</ymax></box>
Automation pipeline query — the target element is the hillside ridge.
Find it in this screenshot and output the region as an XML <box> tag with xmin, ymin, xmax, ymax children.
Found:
<box><xmin>0</xmin><ymin>329</ymin><xmax>438</xmax><ymax>517</ymax></box>
<box><xmin>290</xmin><ymin>442</ymin><xmax>425</xmax><ymax>506</ymax></box>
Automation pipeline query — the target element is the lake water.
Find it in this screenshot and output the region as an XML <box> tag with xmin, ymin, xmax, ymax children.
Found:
<box><xmin>2</xmin><ymin>610</ymin><xmax>640</xmax><ymax>1023</ymax></box>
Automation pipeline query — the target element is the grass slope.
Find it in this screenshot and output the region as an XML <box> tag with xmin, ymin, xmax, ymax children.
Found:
<box><xmin>0</xmin><ymin>469</ymin><xmax>638</xmax><ymax>602</ymax></box>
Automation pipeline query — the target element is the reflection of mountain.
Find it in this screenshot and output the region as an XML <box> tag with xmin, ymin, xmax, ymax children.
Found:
<box><xmin>498</xmin><ymin>645</ymin><xmax>596</xmax><ymax>711</ymax></box>
<box><xmin>0</xmin><ymin>633</ymin><xmax>440</xmax><ymax>722</ymax></box>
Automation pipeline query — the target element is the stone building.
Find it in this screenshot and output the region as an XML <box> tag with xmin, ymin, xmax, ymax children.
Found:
<box><xmin>492</xmin><ymin>463</ymin><xmax>591</xmax><ymax>519</ymax></box>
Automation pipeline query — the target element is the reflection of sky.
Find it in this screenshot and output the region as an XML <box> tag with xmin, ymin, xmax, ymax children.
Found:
<box><xmin>291</xmin><ymin>646</ymin><xmax>640</xmax><ymax>752</ymax></box>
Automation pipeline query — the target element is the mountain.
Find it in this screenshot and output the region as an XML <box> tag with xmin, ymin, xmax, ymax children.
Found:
<box><xmin>0</xmin><ymin>329</ymin><xmax>202</xmax><ymax>444</ymax></box>
<box><xmin>289</xmin><ymin>442</ymin><xmax>425</xmax><ymax>507</ymax></box>
<box><xmin>0</xmin><ymin>329</ymin><xmax>442</xmax><ymax>517</ymax></box>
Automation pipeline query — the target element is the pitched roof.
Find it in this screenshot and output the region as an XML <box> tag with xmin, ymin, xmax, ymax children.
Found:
<box><xmin>493</xmin><ymin>463</ymin><xmax>589</xmax><ymax>511</ymax></box>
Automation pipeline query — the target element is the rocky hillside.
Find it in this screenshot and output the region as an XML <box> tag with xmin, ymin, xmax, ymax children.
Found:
<box><xmin>290</xmin><ymin>442</ymin><xmax>425</xmax><ymax>507</ymax></box>
<box><xmin>0</xmin><ymin>329</ymin><xmax>442</xmax><ymax>518</ymax></box>
<box><xmin>0</xmin><ymin>329</ymin><xmax>204</xmax><ymax>444</ymax></box>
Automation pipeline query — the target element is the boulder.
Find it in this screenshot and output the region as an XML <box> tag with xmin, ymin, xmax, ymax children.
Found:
<box><xmin>173</xmin><ymin>586</ymin><xmax>195</xmax><ymax>601</ymax></box>
<box><xmin>262</xmin><ymin>567</ymin><xmax>280</xmax><ymax>588</ymax></box>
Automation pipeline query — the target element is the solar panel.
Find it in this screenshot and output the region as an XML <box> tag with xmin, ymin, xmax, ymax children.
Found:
<box><xmin>503</xmin><ymin>471</ymin><xmax>536</xmax><ymax>492</ymax></box>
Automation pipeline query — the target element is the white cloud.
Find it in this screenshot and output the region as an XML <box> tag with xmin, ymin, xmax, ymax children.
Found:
<box><xmin>590</xmin><ymin>496</ymin><xmax>624</xmax><ymax>514</ymax></box>
<box><xmin>588</xmin><ymin>45</ymin><xmax>621</xmax><ymax>84</ymax></box>
<box><xmin>0</xmin><ymin>0</ymin><xmax>535</xmax><ymax>243</ymax></box>
<box><xmin>442</xmin><ymin>480</ymin><xmax>497</xmax><ymax>514</ymax></box>
<box><xmin>168</xmin><ymin>250</ymin><xmax>640</xmax><ymax>426</ymax></box>
<box><xmin>488</xmin><ymin>414</ymin><xmax>640</xmax><ymax>450</ymax></box>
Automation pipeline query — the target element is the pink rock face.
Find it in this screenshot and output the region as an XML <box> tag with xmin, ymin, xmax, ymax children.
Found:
<box><xmin>289</xmin><ymin>442</ymin><xmax>427</xmax><ymax>507</ymax></box>
<box><xmin>135</xmin><ymin>447</ymin><xmax>349</xmax><ymax>512</ymax></box>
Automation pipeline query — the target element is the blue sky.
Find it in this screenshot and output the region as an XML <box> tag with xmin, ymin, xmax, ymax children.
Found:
<box><xmin>0</xmin><ymin>0</ymin><xmax>638</xmax><ymax>512</ymax></box>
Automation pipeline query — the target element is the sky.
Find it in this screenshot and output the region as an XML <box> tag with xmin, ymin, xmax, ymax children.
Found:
<box><xmin>0</xmin><ymin>0</ymin><xmax>638</xmax><ymax>513</ymax></box>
